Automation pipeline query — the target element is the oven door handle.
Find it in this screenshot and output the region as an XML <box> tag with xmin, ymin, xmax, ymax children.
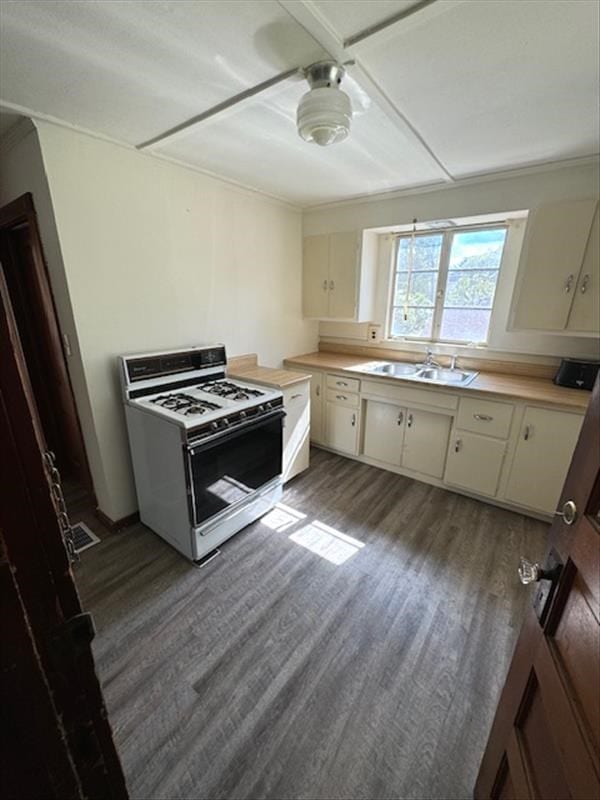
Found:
<box><xmin>186</xmin><ymin>408</ymin><xmax>285</xmax><ymax>453</ymax></box>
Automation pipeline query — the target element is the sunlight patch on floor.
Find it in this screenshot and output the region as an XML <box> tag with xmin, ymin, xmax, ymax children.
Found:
<box><xmin>261</xmin><ymin>502</ymin><xmax>307</xmax><ymax>532</ymax></box>
<box><xmin>289</xmin><ymin>520</ymin><xmax>365</xmax><ymax>565</ymax></box>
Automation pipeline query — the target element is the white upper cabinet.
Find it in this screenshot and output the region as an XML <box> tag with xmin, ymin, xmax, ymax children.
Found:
<box><xmin>567</xmin><ymin>207</ymin><xmax>600</xmax><ymax>333</ymax></box>
<box><xmin>511</xmin><ymin>198</ymin><xmax>599</xmax><ymax>333</ymax></box>
<box><xmin>302</xmin><ymin>230</ymin><xmax>377</xmax><ymax>321</ymax></box>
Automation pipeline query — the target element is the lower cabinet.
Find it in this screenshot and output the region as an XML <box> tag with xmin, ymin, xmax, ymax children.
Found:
<box><xmin>403</xmin><ymin>409</ymin><xmax>452</xmax><ymax>478</ymax></box>
<box><xmin>363</xmin><ymin>400</ymin><xmax>451</xmax><ymax>479</ymax></box>
<box><xmin>504</xmin><ymin>406</ymin><xmax>583</xmax><ymax>513</ymax></box>
<box><xmin>309</xmin><ymin>371</ymin><xmax>325</xmax><ymax>444</ymax></box>
<box><xmin>445</xmin><ymin>432</ymin><xmax>507</xmax><ymax>497</ymax></box>
<box><xmin>282</xmin><ymin>380</ymin><xmax>311</xmax><ymax>483</ymax></box>
<box><xmin>363</xmin><ymin>400</ymin><xmax>404</xmax><ymax>466</ymax></box>
<box><xmin>325</xmin><ymin>401</ymin><xmax>359</xmax><ymax>455</ymax></box>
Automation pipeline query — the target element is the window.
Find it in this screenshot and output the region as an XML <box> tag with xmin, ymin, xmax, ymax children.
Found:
<box><xmin>389</xmin><ymin>226</ymin><xmax>507</xmax><ymax>344</ymax></box>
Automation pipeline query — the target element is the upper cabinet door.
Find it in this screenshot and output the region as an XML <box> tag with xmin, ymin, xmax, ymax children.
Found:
<box><xmin>512</xmin><ymin>199</ymin><xmax>598</xmax><ymax>331</ymax></box>
<box><xmin>567</xmin><ymin>207</ymin><xmax>600</xmax><ymax>333</ymax></box>
<box><xmin>303</xmin><ymin>235</ymin><xmax>329</xmax><ymax>318</ymax></box>
<box><xmin>328</xmin><ymin>231</ymin><xmax>359</xmax><ymax>320</ymax></box>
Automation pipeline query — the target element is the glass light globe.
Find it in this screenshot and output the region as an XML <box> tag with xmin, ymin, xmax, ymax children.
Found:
<box><xmin>297</xmin><ymin>87</ymin><xmax>352</xmax><ymax>147</ymax></box>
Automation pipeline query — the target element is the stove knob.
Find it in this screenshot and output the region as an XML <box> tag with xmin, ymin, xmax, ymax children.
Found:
<box><xmin>258</xmin><ymin>405</ymin><xmax>265</xmax><ymax>413</ymax></box>
<box><xmin>266</xmin><ymin>402</ymin><xmax>272</xmax><ymax>410</ymax></box>
<box><xmin>222</xmin><ymin>418</ymin><xmax>229</xmax><ymax>427</ymax></box>
<box><xmin>240</xmin><ymin>410</ymin><xmax>247</xmax><ymax>419</ymax></box>
<box><xmin>210</xmin><ymin>421</ymin><xmax>219</xmax><ymax>430</ymax></box>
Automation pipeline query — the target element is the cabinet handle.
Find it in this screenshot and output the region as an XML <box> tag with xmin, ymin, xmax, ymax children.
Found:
<box><xmin>523</xmin><ymin>425</ymin><xmax>531</xmax><ymax>441</ymax></box>
<box><xmin>336</xmin><ymin>394</ymin><xmax>348</xmax><ymax>401</ymax></box>
<box><xmin>564</xmin><ymin>274</ymin><xmax>575</xmax><ymax>293</ymax></box>
<box><xmin>580</xmin><ymin>274</ymin><xmax>590</xmax><ymax>293</ymax></box>
<box><xmin>316</xmin><ymin>385</ymin><xmax>320</xmax><ymax>397</ymax></box>
<box><xmin>473</xmin><ymin>413</ymin><xmax>493</xmax><ymax>422</ymax></box>
<box><xmin>329</xmin><ymin>280</ymin><xmax>335</xmax><ymax>290</ymax></box>
<box><xmin>397</xmin><ymin>412</ymin><xmax>404</xmax><ymax>426</ymax></box>
<box><xmin>291</xmin><ymin>393</ymin><xmax>302</xmax><ymax>400</ymax></box>
<box><xmin>336</xmin><ymin>380</ymin><xmax>348</xmax><ymax>387</ymax></box>
<box><xmin>407</xmin><ymin>412</ymin><xmax>413</xmax><ymax>428</ymax></box>
<box><xmin>455</xmin><ymin>439</ymin><xmax>462</xmax><ymax>453</ymax></box>
<box><xmin>351</xmin><ymin>413</ymin><xmax>356</xmax><ymax>427</ymax></box>
<box><xmin>323</xmin><ymin>279</ymin><xmax>328</xmax><ymax>291</ymax></box>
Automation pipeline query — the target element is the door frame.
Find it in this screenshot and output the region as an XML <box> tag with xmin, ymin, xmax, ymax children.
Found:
<box><xmin>0</xmin><ymin>192</ymin><xmax>94</xmax><ymax>498</ymax></box>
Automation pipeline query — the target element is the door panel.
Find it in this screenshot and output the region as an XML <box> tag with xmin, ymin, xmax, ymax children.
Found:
<box><xmin>325</xmin><ymin>402</ymin><xmax>358</xmax><ymax>455</ymax></box>
<box><xmin>402</xmin><ymin>408</ymin><xmax>451</xmax><ymax>478</ymax></box>
<box><xmin>363</xmin><ymin>399</ymin><xmax>404</xmax><ymax>466</ymax></box>
<box><xmin>567</xmin><ymin>208</ymin><xmax>600</xmax><ymax>333</ymax></box>
<box><xmin>328</xmin><ymin>231</ymin><xmax>357</xmax><ymax>319</ymax></box>
<box><xmin>303</xmin><ymin>235</ymin><xmax>329</xmax><ymax>318</ymax></box>
<box><xmin>445</xmin><ymin>431</ymin><xmax>506</xmax><ymax>497</ymax></box>
<box><xmin>309</xmin><ymin>372</ymin><xmax>324</xmax><ymax>444</ymax></box>
<box><xmin>505</xmin><ymin>407</ymin><xmax>583</xmax><ymax>513</ymax></box>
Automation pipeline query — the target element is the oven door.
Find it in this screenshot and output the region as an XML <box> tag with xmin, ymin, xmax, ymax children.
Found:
<box><xmin>186</xmin><ymin>409</ymin><xmax>284</xmax><ymax>528</ymax></box>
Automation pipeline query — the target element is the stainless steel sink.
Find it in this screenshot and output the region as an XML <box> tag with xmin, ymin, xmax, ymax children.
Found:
<box><xmin>417</xmin><ymin>367</ymin><xmax>476</xmax><ymax>385</ymax></box>
<box><xmin>371</xmin><ymin>363</ymin><xmax>420</xmax><ymax>377</ymax></box>
<box><xmin>358</xmin><ymin>360</ymin><xmax>478</xmax><ymax>387</ymax></box>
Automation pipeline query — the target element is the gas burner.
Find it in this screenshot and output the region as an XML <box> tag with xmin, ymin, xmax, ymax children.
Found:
<box><xmin>200</xmin><ymin>380</ymin><xmax>265</xmax><ymax>400</ymax></box>
<box><xmin>151</xmin><ymin>393</ymin><xmax>220</xmax><ymax>416</ymax></box>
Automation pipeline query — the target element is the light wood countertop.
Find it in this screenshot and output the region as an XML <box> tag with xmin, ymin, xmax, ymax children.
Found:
<box><xmin>283</xmin><ymin>351</ymin><xmax>591</xmax><ymax>412</ymax></box>
<box><xmin>228</xmin><ymin>354</ymin><xmax>311</xmax><ymax>389</ymax></box>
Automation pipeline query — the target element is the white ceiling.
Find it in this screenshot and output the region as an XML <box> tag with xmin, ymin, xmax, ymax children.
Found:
<box><xmin>0</xmin><ymin>0</ymin><xmax>598</xmax><ymax>206</ymax></box>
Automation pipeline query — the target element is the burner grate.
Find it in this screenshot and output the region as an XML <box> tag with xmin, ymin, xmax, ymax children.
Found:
<box><xmin>200</xmin><ymin>380</ymin><xmax>264</xmax><ymax>400</ymax></box>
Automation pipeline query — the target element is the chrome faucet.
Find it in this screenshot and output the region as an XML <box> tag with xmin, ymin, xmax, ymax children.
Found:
<box><xmin>422</xmin><ymin>347</ymin><xmax>441</xmax><ymax>368</ymax></box>
<box><xmin>450</xmin><ymin>354</ymin><xmax>458</xmax><ymax>370</ymax></box>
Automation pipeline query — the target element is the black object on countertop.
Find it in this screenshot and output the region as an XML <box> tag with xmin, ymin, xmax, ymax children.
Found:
<box><xmin>554</xmin><ymin>358</ymin><xmax>599</xmax><ymax>390</ymax></box>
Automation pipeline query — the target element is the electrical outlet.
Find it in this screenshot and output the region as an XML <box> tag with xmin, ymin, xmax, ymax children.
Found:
<box><xmin>367</xmin><ymin>325</ymin><xmax>381</xmax><ymax>343</ymax></box>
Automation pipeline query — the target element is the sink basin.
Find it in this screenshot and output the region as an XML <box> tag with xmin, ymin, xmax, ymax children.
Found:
<box><xmin>417</xmin><ymin>368</ymin><xmax>477</xmax><ymax>385</ymax></box>
<box><xmin>372</xmin><ymin>362</ymin><xmax>420</xmax><ymax>377</ymax></box>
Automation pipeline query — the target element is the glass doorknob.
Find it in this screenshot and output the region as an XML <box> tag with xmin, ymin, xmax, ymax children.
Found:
<box><xmin>518</xmin><ymin>557</ymin><xmax>541</xmax><ymax>585</ymax></box>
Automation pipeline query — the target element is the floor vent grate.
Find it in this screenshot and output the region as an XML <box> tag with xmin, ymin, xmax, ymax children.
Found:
<box><xmin>71</xmin><ymin>522</ymin><xmax>101</xmax><ymax>553</ymax></box>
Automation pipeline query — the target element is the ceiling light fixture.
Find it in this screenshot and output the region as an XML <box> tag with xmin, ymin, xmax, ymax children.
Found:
<box><xmin>297</xmin><ymin>61</ymin><xmax>352</xmax><ymax>147</ymax></box>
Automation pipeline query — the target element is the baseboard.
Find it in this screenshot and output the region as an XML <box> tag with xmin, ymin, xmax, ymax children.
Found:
<box><xmin>95</xmin><ymin>507</ymin><xmax>140</xmax><ymax>531</ymax></box>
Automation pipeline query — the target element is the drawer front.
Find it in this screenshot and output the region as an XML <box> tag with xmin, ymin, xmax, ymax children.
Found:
<box><xmin>361</xmin><ymin>379</ymin><xmax>458</xmax><ymax>411</ymax></box>
<box><xmin>326</xmin><ymin>373</ymin><xmax>361</xmax><ymax>393</ymax></box>
<box><xmin>326</xmin><ymin>388</ymin><xmax>360</xmax><ymax>408</ymax></box>
<box><xmin>456</xmin><ymin>396</ymin><xmax>514</xmax><ymax>439</ymax></box>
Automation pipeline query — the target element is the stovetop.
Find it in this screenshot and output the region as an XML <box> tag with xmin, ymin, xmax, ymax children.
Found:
<box><xmin>132</xmin><ymin>377</ymin><xmax>282</xmax><ymax>430</ymax></box>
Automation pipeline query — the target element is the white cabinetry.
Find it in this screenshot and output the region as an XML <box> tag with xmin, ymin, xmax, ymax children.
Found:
<box><xmin>512</xmin><ymin>199</ymin><xmax>599</xmax><ymax>333</ymax></box>
<box><xmin>504</xmin><ymin>406</ymin><xmax>583</xmax><ymax>513</ymax></box>
<box><xmin>364</xmin><ymin>400</ymin><xmax>404</xmax><ymax>466</ymax></box>
<box><xmin>403</xmin><ymin>409</ymin><xmax>451</xmax><ymax>478</ymax></box>
<box><xmin>309</xmin><ymin>371</ymin><xmax>324</xmax><ymax>445</ymax></box>
<box><xmin>324</xmin><ymin>373</ymin><xmax>360</xmax><ymax>455</ymax></box>
<box><xmin>282</xmin><ymin>380</ymin><xmax>310</xmax><ymax>483</ymax></box>
<box><xmin>302</xmin><ymin>231</ymin><xmax>376</xmax><ymax>321</ymax></box>
<box><xmin>445</xmin><ymin>433</ymin><xmax>507</xmax><ymax>497</ymax></box>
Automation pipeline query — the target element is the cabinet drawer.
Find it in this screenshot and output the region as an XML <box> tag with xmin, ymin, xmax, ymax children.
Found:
<box><xmin>456</xmin><ymin>397</ymin><xmax>514</xmax><ymax>439</ymax></box>
<box><xmin>326</xmin><ymin>388</ymin><xmax>360</xmax><ymax>408</ymax></box>
<box><xmin>327</xmin><ymin>373</ymin><xmax>360</xmax><ymax>393</ymax></box>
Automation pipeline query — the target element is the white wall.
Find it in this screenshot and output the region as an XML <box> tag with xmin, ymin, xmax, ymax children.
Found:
<box><xmin>304</xmin><ymin>161</ymin><xmax>600</xmax><ymax>361</ymax></box>
<box><xmin>3</xmin><ymin>121</ymin><xmax>317</xmax><ymax>521</ymax></box>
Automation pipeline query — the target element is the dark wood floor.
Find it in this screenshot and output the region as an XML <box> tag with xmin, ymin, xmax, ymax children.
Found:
<box><xmin>74</xmin><ymin>448</ymin><xmax>548</xmax><ymax>800</ymax></box>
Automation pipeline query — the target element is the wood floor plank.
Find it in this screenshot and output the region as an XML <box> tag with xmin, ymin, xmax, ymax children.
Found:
<box><xmin>74</xmin><ymin>448</ymin><xmax>547</xmax><ymax>800</ymax></box>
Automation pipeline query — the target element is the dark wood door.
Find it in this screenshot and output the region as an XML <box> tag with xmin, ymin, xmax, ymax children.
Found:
<box><xmin>0</xmin><ymin>264</ymin><xmax>127</xmax><ymax>797</ymax></box>
<box><xmin>475</xmin><ymin>379</ymin><xmax>600</xmax><ymax>799</ymax></box>
<box><xmin>0</xmin><ymin>193</ymin><xmax>93</xmax><ymax>490</ymax></box>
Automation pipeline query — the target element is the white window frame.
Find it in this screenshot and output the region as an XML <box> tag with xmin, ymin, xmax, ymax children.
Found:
<box><xmin>387</xmin><ymin>223</ymin><xmax>508</xmax><ymax>345</ymax></box>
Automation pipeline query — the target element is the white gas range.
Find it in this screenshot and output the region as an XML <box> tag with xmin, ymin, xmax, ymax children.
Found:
<box><xmin>119</xmin><ymin>345</ymin><xmax>284</xmax><ymax>563</ymax></box>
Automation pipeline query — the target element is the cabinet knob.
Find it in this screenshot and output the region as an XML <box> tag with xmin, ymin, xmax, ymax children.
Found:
<box><xmin>336</xmin><ymin>381</ymin><xmax>348</xmax><ymax>387</ymax></box>
<box><xmin>323</xmin><ymin>279</ymin><xmax>328</xmax><ymax>290</ymax></box>
<box><xmin>555</xmin><ymin>499</ymin><xmax>577</xmax><ymax>526</ymax></box>
<box><xmin>523</xmin><ymin>425</ymin><xmax>531</xmax><ymax>441</ymax></box>
<box><xmin>580</xmin><ymin>273</ymin><xmax>590</xmax><ymax>294</ymax></box>
<box><xmin>329</xmin><ymin>280</ymin><xmax>335</xmax><ymax>290</ymax></box>
<box><xmin>473</xmin><ymin>413</ymin><xmax>493</xmax><ymax>422</ymax></box>
<box><xmin>397</xmin><ymin>411</ymin><xmax>404</xmax><ymax>426</ymax></box>
<box><xmin>291</xmin><ymin>393</ymin><xmax>302</xmax><ymax>400</ymax></box>
<box><xmin>407</xmin><ymin>412</ymin><xmax>413</xmax><ymax>428</ymax></box>
<box><xmin>564</xmin><ymin>273</ymin><xmax>575</xmax><ymax>293</ymax></box>
<box><xmin>454</xmin><ymin>439</ymin><xmax>462</xmax><ymax>453</ymax></box>
<box><xmin>336</xmin><ymin>394</ymin><xmax>347</xmax><ymax>401</ymax></box>
<box><xmin>315</xmin><ymin>385</ymin><xmax>320</xmax><ymax>397</ymax></box>
<box><xmin>351</xmin><ymin>413</ymin><xmax>356</xmax><ymax>427</ymax></box>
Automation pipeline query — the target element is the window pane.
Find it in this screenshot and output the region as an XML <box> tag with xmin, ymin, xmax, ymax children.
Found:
<box><xmin>449</xmin><ymin>228</ymin><xmax>506</xmax><ymax>270</ymax></box>
<box><xmin>439</xmin><ymin>308</ymin><xmax>491</xmax><ymax>342</ymax></box>
<box><xmin>395</xmin><ymin>271</ymin><xmax>437</xmax><ymax>307</ymax></box>
<box><xmin>445</xmin><ymin>269</ymin><xmax>498</xmax><ymax>308</ymax></box>
<box><xmin>391</xmin><ymin>306</ymin><xmax>434</xmax><ymax>338</ymax></box>
<box><xmin>397</xmin><ymin>234</ymin><xmax>443</xmax><ymax>272</ymax></box>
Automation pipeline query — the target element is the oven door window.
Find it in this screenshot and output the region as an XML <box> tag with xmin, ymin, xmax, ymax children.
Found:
<box><xmin>188</xmin><ymin>415</ymin><xmax>283</xmax><ymax>525</ymax></box>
